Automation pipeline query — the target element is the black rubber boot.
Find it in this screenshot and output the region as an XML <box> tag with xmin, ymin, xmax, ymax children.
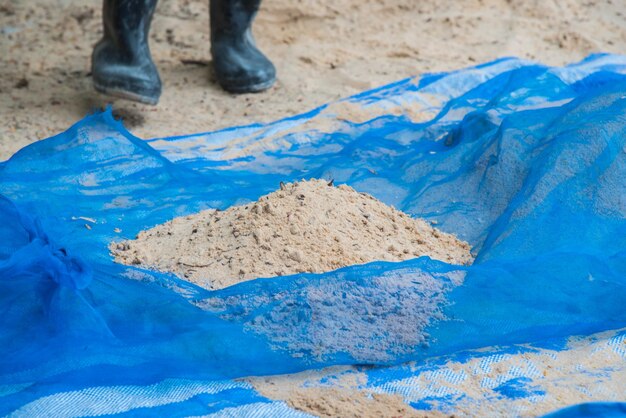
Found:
<box><xmin>210</xmin><ymin>0</ymin><xmax>276</xmax><ymax>93</ymax></box>
<box><xmin>92</xmin><ymin>0</ymin><xmax>162</xmax><ymax>105</ymax></box>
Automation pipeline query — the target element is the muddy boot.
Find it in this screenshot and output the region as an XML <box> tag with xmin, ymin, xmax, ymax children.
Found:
<box><xmin>210</xmin><ymin>0</ymin><xmax>276</xmax><ymax>93</ymax></box>
<box><xmin>92</xmin><ymin>0</ymin><xmax>161</xmax><ymax>105</ymax></box>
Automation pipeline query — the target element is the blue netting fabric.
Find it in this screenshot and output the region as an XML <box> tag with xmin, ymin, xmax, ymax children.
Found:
<box><xmin>1</xmin><ymin>54</ymin><xmax>626</xmax><ymax>416</ymax></box>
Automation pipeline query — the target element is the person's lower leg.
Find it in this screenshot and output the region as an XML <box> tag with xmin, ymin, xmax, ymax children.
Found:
<box><xmin>210</xmin><ymin>0</ymin><xmax>276</xmax><ymax>93</ymax></box>
<box><xmin>92</xmin><ymin>0</ymin><xmax>162</xmax><ymax>105</ymax></box>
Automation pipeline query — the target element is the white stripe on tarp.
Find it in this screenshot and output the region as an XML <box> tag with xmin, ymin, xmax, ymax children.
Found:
<box><xmin>199</xmin><ymin>401</ymin><xmax>314</xmax><ymax>418</ymax></box>
<box><xmin>10</xmin><ymin>378</ymin><xmax>250</xmax><ymax>417</ymax></box>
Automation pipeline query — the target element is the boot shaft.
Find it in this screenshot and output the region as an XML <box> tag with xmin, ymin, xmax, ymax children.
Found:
<box><xmin>101</xmin><ymin>0</ymin><xmax>158</xmax><ymax>56</ymax></box>
<box><xmin>210</xmin><ymin>0</ymin><xmax>261</xmax><ymax>40</ymax></box>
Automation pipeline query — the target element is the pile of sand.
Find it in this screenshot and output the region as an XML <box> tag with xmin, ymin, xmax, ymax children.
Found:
<box><xmin>112</xmin><ymin>179</ymin><xmax>472</xmax><ymax>290</ymax></box>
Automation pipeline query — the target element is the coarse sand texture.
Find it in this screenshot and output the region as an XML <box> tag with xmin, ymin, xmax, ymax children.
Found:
<box><xmin>112</xmin><ymin>179</ymin><xmax>473</xmax><ymax>289</ymax></box>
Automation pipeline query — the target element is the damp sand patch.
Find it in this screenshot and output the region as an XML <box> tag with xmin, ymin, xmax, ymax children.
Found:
<box><xmin>111</xmin><ymin>179</ymin><xmax>473</xmax><ymax>290</ymax></box>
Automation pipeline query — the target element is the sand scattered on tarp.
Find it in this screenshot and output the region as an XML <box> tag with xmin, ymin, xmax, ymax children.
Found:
<box><xmin>247</xmin><ymin>367</ymin><xmax>452</xmax><ymax>418</ymax></box>
<box><xmin>112</xmin><ymin>179</ymin><xmax>472</xmax><ymax>290</ymax></box>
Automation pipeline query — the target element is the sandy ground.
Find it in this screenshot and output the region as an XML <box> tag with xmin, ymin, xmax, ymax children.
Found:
<box><xmin>1</xmin><ymin>0</ymin><xmax>625</xmax><ymax>161</ymax></box>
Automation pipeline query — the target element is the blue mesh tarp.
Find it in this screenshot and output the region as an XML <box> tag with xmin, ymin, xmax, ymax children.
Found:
<box><xmin>1</xmin><ymin>54</ymin><xmax>626</xmax><ymax>416</ymax></box>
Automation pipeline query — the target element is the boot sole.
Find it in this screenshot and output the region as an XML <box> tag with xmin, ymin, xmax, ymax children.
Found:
<box><xmin>93</xmin><ymin>82</ymin><xmax>160</xmax><ymax>106</ymax></box>
<box><xmin>219</xmin><ymin>77</ymin><xmax>276</xmax><ymax>94</ymax></box>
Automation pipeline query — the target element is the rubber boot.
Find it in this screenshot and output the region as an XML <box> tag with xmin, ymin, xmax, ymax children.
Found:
<box><xmin>210</xmin><ymin>0</ymin><xmax>276</xmax><ymax>93</ymax></box>
<box><xmin>92</xmin><ymin>0</ymin><xmax>162</xmax><ymax>105</ymax></box>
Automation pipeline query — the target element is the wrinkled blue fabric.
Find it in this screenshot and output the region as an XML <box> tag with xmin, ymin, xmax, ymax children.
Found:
<box><xmin>1</xmin><ymin>54</ymin><xmax>625</xmax><ymax>415</ymax></box>
<box><xmin>543</xmin><ymin>402</ymin><xmax>626</xmax><ymax>418</ymax></box>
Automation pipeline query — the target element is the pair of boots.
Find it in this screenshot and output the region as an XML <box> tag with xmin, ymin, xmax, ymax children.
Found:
<box><xmin>92</xmin><ymin>0</ymin><xmax>275</xmax><ymax>105</ymax></box>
